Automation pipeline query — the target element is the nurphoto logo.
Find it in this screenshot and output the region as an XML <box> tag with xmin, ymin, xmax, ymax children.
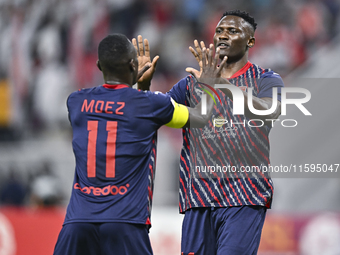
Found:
<box><xmin>200</xmin><ymin>84</ymin><xmax>312</xmax><ymax>128</ymax></box>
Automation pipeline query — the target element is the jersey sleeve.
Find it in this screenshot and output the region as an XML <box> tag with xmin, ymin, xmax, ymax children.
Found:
<box><xmin>147</xmin><ymin>91</ymin><xmax>189</xmax><ymax>129</ymax></box>
<box><xmin>165</xmin><ymin>98</ymin><xmax>189</xmax><ymax>128</ymax></box>
<box><xmin>167</xmin><ymin>77</ymin><xmax>188</xmax><ymax>105</ymax></box>
<box><xmin>257</xmin><ymin>71</ymin><xmax>284</xmax><ymax>101</ymax></box>
<box><xmin>147</xmin><ymin>91</ymin><xmax>175</xmax><ymax>125</ymax></box>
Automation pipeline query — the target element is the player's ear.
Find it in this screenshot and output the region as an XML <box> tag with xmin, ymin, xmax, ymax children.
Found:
<box><xmin>129</xmin><ymin>59</ymin><xmax>137</xmax><ymax>73</ymax></box>
<box><xmin>96</xmin><ymin>60</ymin><xmax>102</xmax><ymax>71</ymax></box>
<box><xmin>247</xmin><ymin>37</ymin><xmax>255</xmax><ymax>49</ymax></box>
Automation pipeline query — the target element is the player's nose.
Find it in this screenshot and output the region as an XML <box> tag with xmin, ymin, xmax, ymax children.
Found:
<box><xmin>217</xmin><ymin>34</ymin><xmax>230</xmax><ymax>46</ymax></box>
<box><xmin>218</xmin><ymin>32</ymin><xmax>229</xmax><ymax>41</ymax></box>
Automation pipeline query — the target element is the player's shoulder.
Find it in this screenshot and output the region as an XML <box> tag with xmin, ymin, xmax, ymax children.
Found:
<box><xmin>143</xmin><ymin>90</ymin><xmax>172</xmax><ymax>102</ymax></box>
<box><xmin>68</xmin><ymin>87</ymin><xmax>96</xmax><ymax>98</ymax></box>
<box><xmin>134</xmin><ymin>90</ymin><xmax>174</xmax><ymax>117</ymax></box>
<box><xmin>260</xmin><ymin>70</ymin><xmax>284</xmax><ymax>88</ymax></box>
<box><xmin>254</xmin><ymin>65</ymin><xmax>285</xmax><ymax>89</ymax></box>
<box><xmin>255</xmin><ymin>64</ymin><xmax>281</xmax><ymax>79</ymax></box>
<box><xmin>66</xmin><ymin>87</ymin><xmax>98</xmax><ymax>106</ymax></box>
<box><xmin>249</xmin><ymin>62</ymin><xmax>281</xmax><ymax>79</ymax></box>
<box><xmin>261</xmin><ymin>70</ymin><xmax>282</xmax><ymax>79</ymax></box>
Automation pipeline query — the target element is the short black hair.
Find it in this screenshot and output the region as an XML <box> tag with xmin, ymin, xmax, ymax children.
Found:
<box><xmin>98</xmin><ymin>33</ymin><xmax>134</xmax><ymax>71</ymax></box>
<box><xmin>221</xmin><ymin>10</ymin><xmax>257</xmax><ymax>31</ymax></box>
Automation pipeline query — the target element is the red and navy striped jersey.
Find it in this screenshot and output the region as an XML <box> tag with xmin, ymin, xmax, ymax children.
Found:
<box><xmin>64</xmin><ymin>84</ymin><xmax>174</xmax><ymax>226</ymax></box>
<box><xmin>168</xmin><ymin>62</ymin><xmax>284</xmax><ymax>212</ymax></box>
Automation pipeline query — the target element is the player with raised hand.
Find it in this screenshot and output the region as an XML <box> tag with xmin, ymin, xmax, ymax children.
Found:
<box><xmin>53</xmin><ymin>33</ymin><xmax>227</xmax><ymax>255</ymax></box>
<box><xmin>134</xmin><ymin>10</ymin><xmax>285</xmax><ymax>255</ymax></box>
<box><xmin>170</xmin><ymin>10</ymin><xmax>285</xmax><ymax>255</ymax></box>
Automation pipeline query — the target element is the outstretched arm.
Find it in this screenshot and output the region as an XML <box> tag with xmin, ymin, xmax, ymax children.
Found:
<box><xmin>166</xmin><ymin>45</ymin><xmax>228</xmax><ymax>129</ymax></box>
<box><xmin>132</xmin><ymin>35</ymin><xmax>159</xmax><ymax>90</ymax></box>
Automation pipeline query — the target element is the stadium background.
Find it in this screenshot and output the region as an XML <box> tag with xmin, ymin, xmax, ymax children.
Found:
<box><xmin>0</xmin><ymin>0</ymin><xmax>340</xmax><ymax>254</ymax></box>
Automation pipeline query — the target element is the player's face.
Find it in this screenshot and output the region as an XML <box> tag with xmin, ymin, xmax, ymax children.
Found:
<box><xmin>213</xmin><ymin>15</ymin><xmax>254</xmax><ymax>62</ymax></box>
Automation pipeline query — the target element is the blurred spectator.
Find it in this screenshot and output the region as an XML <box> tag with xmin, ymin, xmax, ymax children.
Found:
<box><xmin>0</xmin><ymin>165</ymin><xmax>27</xmax><ymax>206</ymax></box>
<box><xmin>296</xmin><ymin>1</ymin><xmax>329</xmax><ymax>52</ymax></box>
<box><xmin>29</xmin><ymin>160</ymin><xmax>62</xmax><ymax>207</ymax></box>
<box><xmin>31</xmin><ymin>19</ymin><xmax>72</xmax><ymax>132</ymax></box>
<box><xmin>250</xmin><ymin>17</ymin><xmax>307</xmax><ymax>75</ymax></box>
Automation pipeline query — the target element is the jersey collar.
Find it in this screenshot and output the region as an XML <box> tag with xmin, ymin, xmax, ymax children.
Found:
<box><xmin>229</xmin><ymin>61</ymin><xmax>252</xmax><ymax>79</ymax></box>
<box><xmin>103</xmin><ymin>84</ymin><xmax>129</xmax><ymax>89</ymax></box>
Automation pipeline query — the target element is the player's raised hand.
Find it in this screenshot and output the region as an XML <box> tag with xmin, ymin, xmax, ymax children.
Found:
<box><xmin>132</xmin><ymin>35</ymin><xmax>159</xmax><ymax>90</ymax></box>
<box><xmin>183</xmin><ymin>45</ymin><xmax>228</xmax><ymax>128</ymax></box>
<box><xmin>195</xmin><ymin>44</ymin><xmax>228</xmax><ymax>85</ymax></box>
<box><xmin>185</xmin><ymin>40</ymin><xmax>208</xmax><ymax>78</ymax></box>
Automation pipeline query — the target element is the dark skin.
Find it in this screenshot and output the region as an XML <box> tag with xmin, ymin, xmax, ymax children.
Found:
<box><xmin>96</xmin><ymin>42</ymin><xmax>149</xmax><ymax>88</ymax></box>
<box><xmin>186</xmin><ymin>45</ymin><xmax>228</xmax><ymax>127</ymax></box>
<box><xmin>186</xmin><ymin>15</ymin><xmax>281</xmax><ymax>121</ymax></box>
<box><xmin>132</xmin><ymin>35</ymin><xmax>159</xmax><ymax>90</ymax></box>
<box><xmin>96</xmin><ymin>37</ymin><xmax>228</xmax><ymax>128</ymax></box>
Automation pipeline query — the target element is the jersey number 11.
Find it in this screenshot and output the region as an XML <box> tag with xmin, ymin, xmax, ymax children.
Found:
<box><xmin>87</xmin><ymin>120</ymin><xmax>117</xmax><ymax>178</ymax></box>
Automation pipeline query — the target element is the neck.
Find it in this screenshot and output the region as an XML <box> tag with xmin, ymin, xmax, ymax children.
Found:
<box><xmin>103</xmin><ymin>74</ymin><xmax>133</xmax><ymax>87</ymax></box>
<box><xmin>221</xmin><ymin>54</ymin><xmax>249</xmax><ymax>79</ymax></box>
<box><xmin>105</xmin><ymin>80</ymin><xmax>129</xmax><ymax>86</ymax></box>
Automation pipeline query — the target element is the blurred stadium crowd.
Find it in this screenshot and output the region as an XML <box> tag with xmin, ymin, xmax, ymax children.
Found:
<box><xmin>0</xmin><ymin>0</ymin><xmax>340</xmax><ymax>207</ymax></box>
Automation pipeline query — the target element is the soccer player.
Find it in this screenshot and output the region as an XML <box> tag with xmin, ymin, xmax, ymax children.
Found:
<box><xmin>53</xmin><ymin>33</ymin><xmax>227</xmax><ymax>255</ymax></box>
<box><xmin>141</xmin><ymin>10</ymin><xmax>285</xmax><ymax>255</ymax></box>
<box><xmin>176</xmin><ymin>10</ymin><xmax>285</xmax><ymax>255</ymax></box>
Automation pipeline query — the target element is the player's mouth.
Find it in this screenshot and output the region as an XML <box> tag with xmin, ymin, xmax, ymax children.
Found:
<box><xmin>217</xmin><ymin>42</ymin><xmax>230</xmax><ymax>49</ymax></box>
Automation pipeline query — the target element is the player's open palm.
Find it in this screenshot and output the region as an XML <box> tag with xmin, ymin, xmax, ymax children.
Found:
<box><xmin>185</xmin><ymin>40</ymin><xmax>206</xmax><ymax>78</ymax></box>
<box><xmin>196</xmin><ymin>44</ymin><xmax>228</xmax><ymax>86</ymax></box>
<box><xmin>132</xmin><ymin>35</ymin><xmax>159</xmax><ymax>90</ymax></box>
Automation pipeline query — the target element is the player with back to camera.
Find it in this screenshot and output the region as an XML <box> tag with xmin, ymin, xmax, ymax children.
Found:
<box><xmin>141</xmin><ymin>10</ymin><xmax>285</xmax><ymax>255</ymax></box>
<box><xmin>53</xmin><ymin>33</ymin><xmax>228</xmax><ymax>255</ymax></box>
